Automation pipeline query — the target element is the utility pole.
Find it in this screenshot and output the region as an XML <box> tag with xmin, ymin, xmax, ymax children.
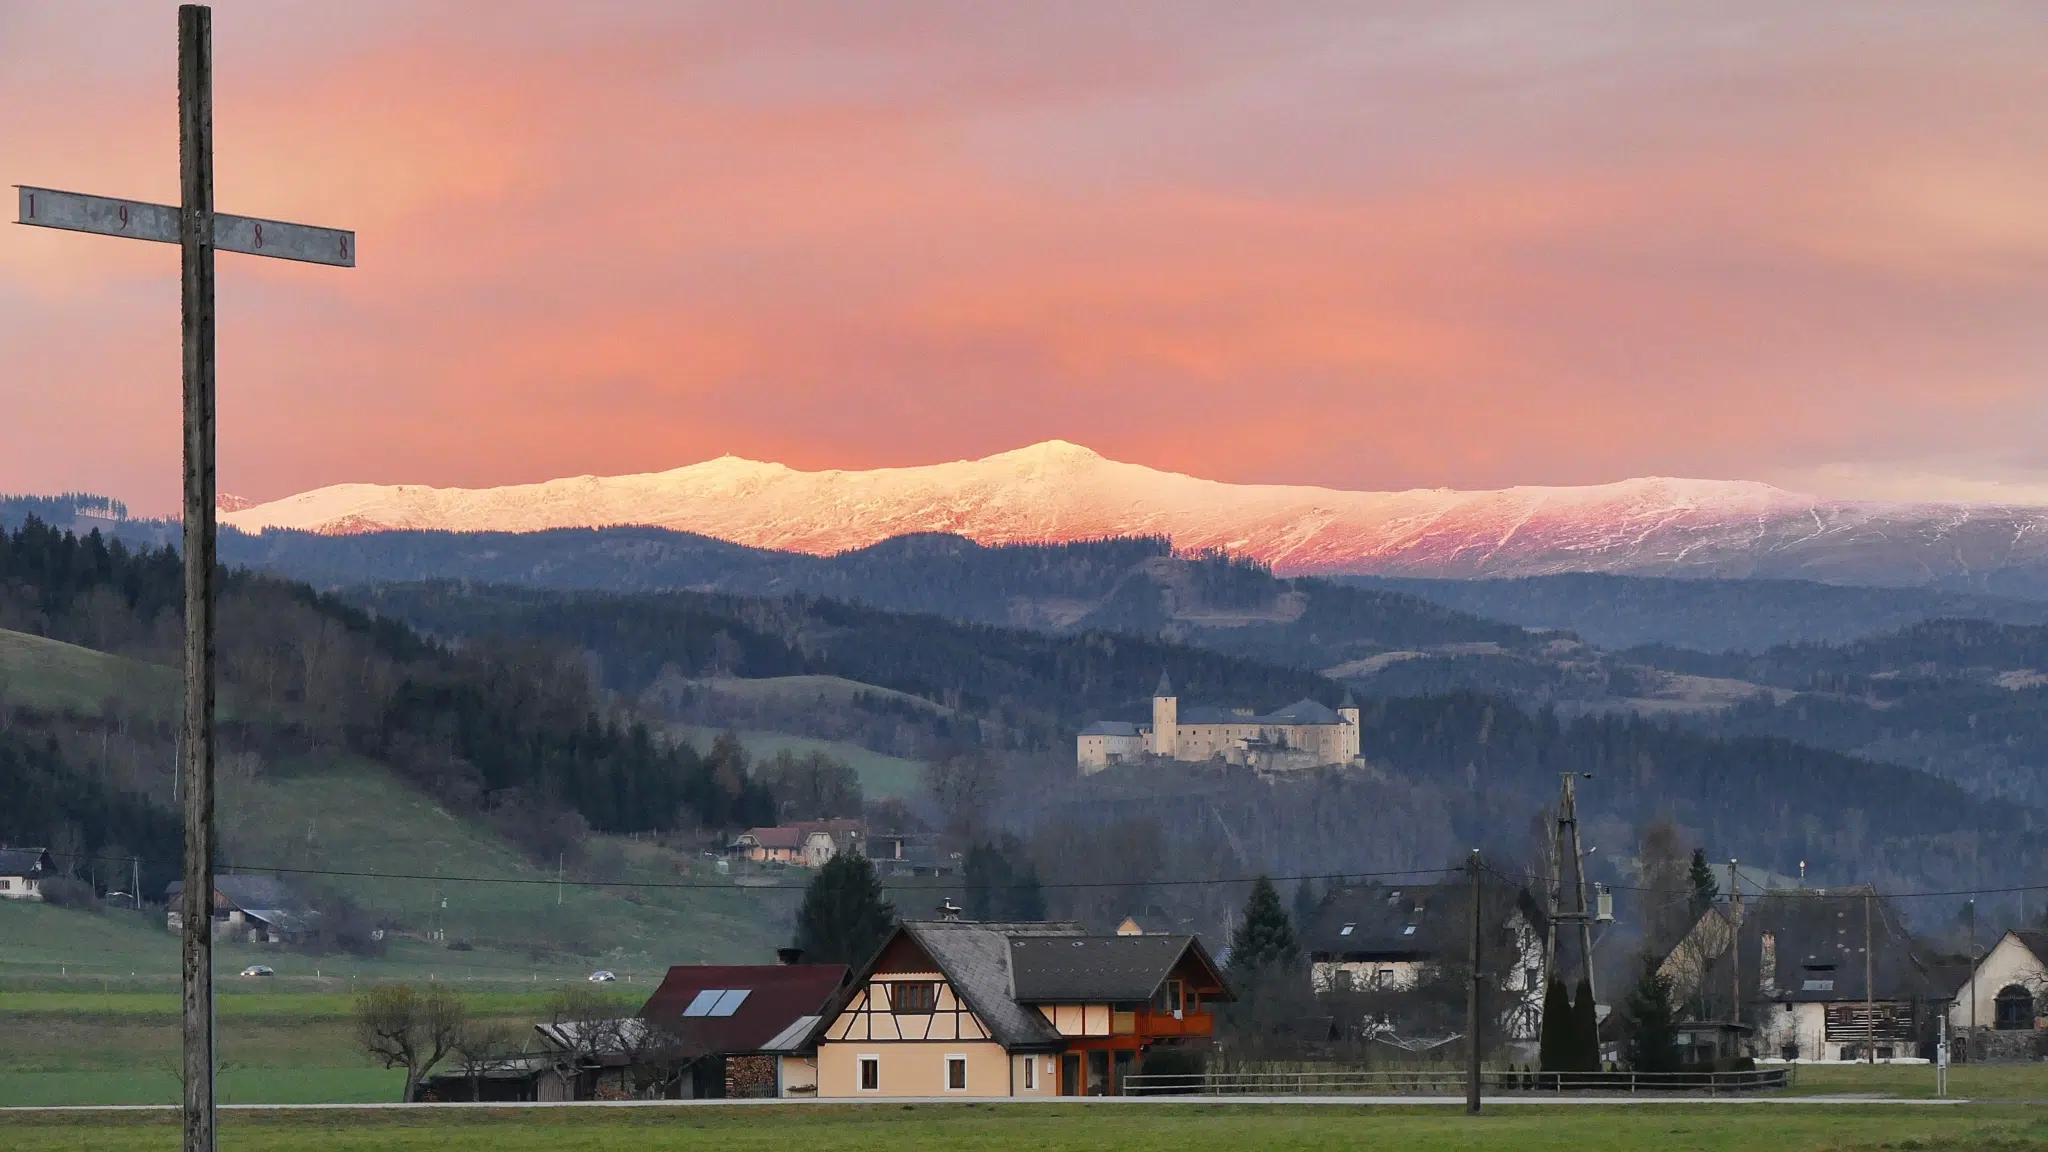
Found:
<box><xmin>177</xmin><ymin>12</ymin><xmax>219</xmax><ymax>1146</ymax></box>
<box><xmin>1467</xmin><ymin>849</ymin><xmax>1482</xmax><ymax>1115</ymax></box>
<box><xmin>14</xmin><ymin>10</ymin><xmax>354</xmax><ymax>1148</ymax></box>
<box><xmin>132</xmin><ymin>856</ymin><xmax>141</xmax><ymax>911</ymax></box>
<box><xmin>1728</xmin><ymin>859</ymin><xmax>1740</xmax><ymax>1029</ymax></box>
<box><xmin>557</xmin><ymin>853</ymin><xmax>564</xmax><ymax>906</ymax></box>
<box><xmin>1542</xmin><ymin>774</ymin><xmax>1598</xmax><ymax>1003</ymax></box>
<box><xmin>1968</xmin><ymin>898</ymin><xmax>1979</xmax><ymax>1061</ymax></box>
<box><xmin>1865</xmin><ymin>890</ymin><xmax>1875</xmax><ymax>1065</ymax></box>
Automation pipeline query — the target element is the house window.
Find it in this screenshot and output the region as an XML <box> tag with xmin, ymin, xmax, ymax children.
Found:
<box><xmin>891</xmin><ymin>982</ymin><xmax>938</xmax><ymax>1015</ymax></box>
<box><xmin>1152</xmin><ymin>979</ymin><xmax>1185</xmax><ymax>1014</ymax></box>
<box><xmin>859</xmin><ymin>1056</ymin><xmax>880</xmax><ymax>1091</ymax></box>
<box><xmin>1996</xmin><ymin>985</ymin><xmax>2035</xmax><ymax>1031</ymax></box>
<box><xmin>0</xmin><ymin>879</ymin><xmax>10</xmax><ymax>890</ymax></box>
<box><xmin>1377</xmin><ymin>969</ymin><xmax>1396</xmax><ymax>988</ymax></box>
<box><xmin>946</xmin><ymin>1055</ymin><xmax>968</xmax><ymax>1091</ymax></box>
<box><xmin>1333</xmin><ymin>970</ymin><xmax>1354</xmax><ymax>993</ymax></box>
<box><xmin>1024</xmin><ymin>1055</ymin><xmax>1036</xmax><ymax>1090</ymax></box>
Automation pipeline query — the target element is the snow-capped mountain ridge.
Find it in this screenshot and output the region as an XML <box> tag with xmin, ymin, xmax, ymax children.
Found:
<box><xmin>220</xmin><ymin>442</ymin><xmax>2048</xmax><ymax>586</ymax></box>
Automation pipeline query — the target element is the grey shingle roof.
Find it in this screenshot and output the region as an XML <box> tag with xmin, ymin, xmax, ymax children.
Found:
<box><xmin>1079</xmin><ymin>721</ymin><xmax>1140</xmax><ymax>737</ymax></box>
<box><xmin>1165</xmin><ymin>700</ymin><xmax>1348</xmax><ymax>727</ymax></box>
<box><xmin>1710</xmin><ymin>887</ymin><xmax>1942</xmax><ymax>1004</ymax></box>
<box><xmin>1009</xmin><ymin>935</ymin><xmax>1209</xmax><ymax>1003</ymax></box>
<box><xmin>901</xmin><ymin>921</ymin><xmax>1064</xmax><ymax>1050</ymax></box>
<box><xmin>1254</xmin><ymin>698</ymin><xmax>1343</xmax><ymax>726</ymax></box>
<box><xmin>1303</xmin><ymin>883</ymin><xmax>1542</xmax><ymax>961</ymax></box>
<box><xmin>0</xmin><ymin>848</ymin><xmax>53</xmax><ymax>878</ymax></box>
<box><xmin>165</xmin><ymin>875</ymin><xmax>309</xmax><ymax>913</ymax></box>
<box><xmin>1155</xmin><ymin>672</ymin><xmax>1173</xmax><ymax>697</ymax></box>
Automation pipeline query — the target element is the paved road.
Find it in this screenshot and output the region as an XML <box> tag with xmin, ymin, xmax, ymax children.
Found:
<box><xmin>0</xmin><ymin>1094</ymin><xmax>1970</xmax><ymax>1112</ymax></box>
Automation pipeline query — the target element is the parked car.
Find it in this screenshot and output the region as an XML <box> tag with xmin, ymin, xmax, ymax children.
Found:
<box><xmin>239</xmin><ymin>965</ymin><xmax>274</xmax><ymax>978</ymax></box>
<box><xmin>587</xmin><ymin>970</ymin><xmax>617</xmax><ymax>983</ymax></box>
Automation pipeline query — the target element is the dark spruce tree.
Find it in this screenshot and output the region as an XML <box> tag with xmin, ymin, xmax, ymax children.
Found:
<box><xmin>793</xmin><ymin>853</ymin><xmax>897</xmax><ymax>968</ymax></box>
<box><xmin>1621</xmin><ymin>953</ymin><xmax>1681</xmax><ymax>1074</ymax></box>
<box><xmin>1226</xmin><ymin>876</ymin><xmax>1301</xmax><ymax>979</ymax></box>
<box><xmin>1538</xmin><ymin>976</ymin><xmax>1575</xmax><ymax>1073</ymax></box>
<box><xmin>962</xmin><ymin>842</ymin><xmax>1011</xmax><ymax>922</ymax></box>
<box><xmin>1688</xmin><ymin>849</ymin><xmax>1720</xmax><ymax>921</ymax></box>
<box><xmin>1571</xmin><ymin>975</ymin><xmax>1601</xmax><ymax>1072</ymax></box>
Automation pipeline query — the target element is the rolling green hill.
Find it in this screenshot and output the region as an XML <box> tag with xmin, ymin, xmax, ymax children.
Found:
<box><xmin>0</xmin><ymin>627</ymin><xmax>176</xmax><ymax>717</ymax></box>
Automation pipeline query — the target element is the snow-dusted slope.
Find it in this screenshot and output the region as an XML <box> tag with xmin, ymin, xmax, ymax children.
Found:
<box><xmin>221</xmin><ymin>441</ymin><xmax>2048</xmax><ymax>585</ymax></box>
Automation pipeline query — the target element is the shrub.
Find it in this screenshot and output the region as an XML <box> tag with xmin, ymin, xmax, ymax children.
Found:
<box><xmin>38</xmin><ymin>876</ymin><xmax>101</xmax><ymax>911</ymax></box>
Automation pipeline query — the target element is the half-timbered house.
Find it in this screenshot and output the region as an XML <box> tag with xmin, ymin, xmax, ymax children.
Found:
<box><xmin>817</xmin><ymin>918</ymin><xmax>1231</xmax><ymax>1098</ymax></box>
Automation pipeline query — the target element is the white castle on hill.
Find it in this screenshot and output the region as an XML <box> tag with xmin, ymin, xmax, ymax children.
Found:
<box><xmin>1076</xmin><ymin>673</ymin><xmax>1362</xmax><ymax>774</ymax></box>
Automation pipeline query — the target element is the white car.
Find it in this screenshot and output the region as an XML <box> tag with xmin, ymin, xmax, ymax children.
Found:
<box><xmin>239</xmin><ymin>965</ymin><xmax>274</xmax><ymax>978</ymax></box>
<box><xmin>588</xmin><ymin>970</ymin><xmax>617</xmax><ymax>983</ymax></box>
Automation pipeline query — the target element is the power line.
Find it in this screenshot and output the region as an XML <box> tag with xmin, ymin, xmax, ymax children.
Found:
<box><xmin>39</xmin><ymin>846</ymin><xmax>2048</xmax><ymax>901</ymax></box>
<box><xmin>33</xmin><ymin>849</ymin><xmax>1459</xmax><ymax>894</ymax></box>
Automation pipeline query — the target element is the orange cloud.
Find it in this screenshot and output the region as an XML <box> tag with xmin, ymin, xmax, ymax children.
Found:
<box><xmin>3</xmin><ymin>2</ymin><xmax>2046</xmax><ymax>512</ymax></box>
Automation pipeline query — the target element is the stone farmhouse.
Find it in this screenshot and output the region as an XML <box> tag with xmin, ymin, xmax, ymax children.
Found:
<box><xmin>165</xmin><ymin>875</ymin><xmax>318</xmax><ymax>945</ymax></box>
<box><xmin>0</xmin><ymin>847</ymin><xmax>55</xmax><ymax>901</ymax></box>
<box><xmin>1301</xmin><ymin>882</ymin><xmax>1549</xmax><ymax>1046</ymax></box>
<box><xmin>1950</xmin><ymin>930</ymin><xmax>2048</xmax><ymax>1062</ymax></box>
<box><xmin>1077</xmin><ymin>673</ymin><xmax>1362</xmax><ymax>773</ymax></box>
<box><xmin>1666</xmin><ymin>887</ymin><xmax>1966</xmax><ymax>1063</ymax></box>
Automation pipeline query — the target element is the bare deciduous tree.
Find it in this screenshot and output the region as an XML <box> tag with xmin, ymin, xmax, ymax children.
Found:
<box><xmin>354</xmin><ymin>983</ymin><xmax>467</xmax><ymax>1102</ymax></box>
<box><xmin>449</xmin><ymin>1019</ymin><xmax>526</xmax><ymax>1102</ymax></box>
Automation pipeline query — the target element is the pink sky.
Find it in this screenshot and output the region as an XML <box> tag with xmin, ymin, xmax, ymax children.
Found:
<box><xmin>4</xmin><ymin>1</ymin><xmax>2047</xmax><ymax>515</ymax></box>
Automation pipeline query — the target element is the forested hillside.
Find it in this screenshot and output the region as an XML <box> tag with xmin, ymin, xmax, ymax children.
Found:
<box><xmin>228</xmin><ymin>528</ymin><xmax>1539</xmax><ymax>670</ymax></box>
<box><xmin>348</xmin><ymin>581</ymin><xmax>1346</xmax><ymax>751</ymax></box>
<box><xmin>1347</xmin><ymin>573</ymin><xmax>2048</xmax><ymax>651</ymax></box>
<box><xmin>0</xmin><ymin>519</ymin><xmax>773</xmax><ymax>890</ymax></box>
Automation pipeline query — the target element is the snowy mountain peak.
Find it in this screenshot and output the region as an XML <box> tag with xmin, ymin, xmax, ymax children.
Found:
<box><xmin>218</xmin><ymin>442</ymin><xmax>2048</xmax><ymax>581</ymax></box>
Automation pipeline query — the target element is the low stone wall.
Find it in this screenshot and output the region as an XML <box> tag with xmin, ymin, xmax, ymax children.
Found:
<box><xmin>1958</xmin><ymin>1027</ymin><xmax>2044</xmax><ymax>1063</ymax></box>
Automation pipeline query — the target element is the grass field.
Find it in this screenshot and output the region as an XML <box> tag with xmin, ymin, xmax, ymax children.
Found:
<box><xmin>0</xmin><ymin>752</ymin><xmax>794</xmax><ymax>990</ymax></box>
<box><xmin>0</xmin><ymin>626</ymin><xmax>177</xmax><ymax>716</ymax></box>
<box><xmin>671</xmin><ymin>726</ymin><xmax>925</xmax><ymax>801</ymax></box>
<box><xmin>0</xmin><ymin>986</ymin><xmax>621</xmax><ymax>1107</ymax></box>
<box><xmin>5</xmin><ymin>1103</ymin><xmax>2047</xmax><ymax>1152</ymax></box>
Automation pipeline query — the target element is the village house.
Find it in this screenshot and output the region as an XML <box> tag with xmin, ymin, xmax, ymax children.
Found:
<box><xmin>0</xmin><ymin>847</ymin><xmax>55</xmax><ymax>901</ymax></box>
<box><xmin>164</xmin><ymin>875</ymin><xmax>317</xmax><ymax>945</ymax></box>
<box><xmin>637</xmin><ymin>957</ymin><xmax>852</xmax><ymax>1098</ymax></box>
<box><xmin>1949</xmin><ymin>930</ymin><xmax>2048</xmax><ymax>1062</ymax></box>
<box><xmin>1668</xmin><ymin>887</ymin><xmax>1960</xmax><ymax>1063</ymax></box>
<box><xmin>418</xmin><ymin>954</ymin><xmax>850</xmax><ymax>1102</ymax></box>
<box><xmin>729</xmin><ymin>819</ymin><xmax>866</xmax><ymax>868</ymax></box>
<box><xmin>815</xmin><ymin>916</ymin><xmax>1231</xmax><ymax>1098</ymax></box>
<box><xmin>1301</xmin><ymin>882</ymin><xmax>1548</xmax><ymax>1045</ymax></box>
<box><xmin>1077</xmin><ymin>674</ymin><xmax>1361</xmax><ymax>774</ymax></box>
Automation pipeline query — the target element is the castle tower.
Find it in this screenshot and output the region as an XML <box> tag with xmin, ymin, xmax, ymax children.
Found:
<box><xmin>1152</xmin><ymin>671</ymin><xmax>1178</xmax><ymax>760</ymax></box>
<box><xmin>1338</xmin><ymin>688</ymin><xmax>1361</xmax><ymax>762</ymax></box>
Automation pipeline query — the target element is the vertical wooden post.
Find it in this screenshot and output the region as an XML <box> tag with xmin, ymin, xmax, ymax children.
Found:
<box><xmin>1467</xmin><ymin>849</ymin><xmax>1482</xmax><ymax>1115</ymax></box>
<box><xmin>1728</xmin><ymin>859</ymin><xmax>1740</xmax><ymax>1030</ymax></box>
<box><xmin>1864</xmin><ymin>892</ymin><xmax>1875</xmax><ymax>1065</ymax></box>
<box><xmin>177</xmin><ymin>7</ymin><xmax>218</xmax><ymax>1152</ymax></box>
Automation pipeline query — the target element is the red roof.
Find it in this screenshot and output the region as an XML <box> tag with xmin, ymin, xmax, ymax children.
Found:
<box><xmin>638</xmin><ymin>964</ymin><xmax>848</xmax><ymax>1055</ymax></box>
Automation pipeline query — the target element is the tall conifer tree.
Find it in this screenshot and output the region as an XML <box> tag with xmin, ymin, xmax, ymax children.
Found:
<box><xmin>793</xmin><ymin>853</ymin><xmax>897</xmax><ymax>967</ymax></box>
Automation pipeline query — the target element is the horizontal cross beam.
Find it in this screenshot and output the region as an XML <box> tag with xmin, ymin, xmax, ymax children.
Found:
<box><xmin>16</xmin><ymin>185</ymin><xmax>354</xmax><ymax>267</ymax></box>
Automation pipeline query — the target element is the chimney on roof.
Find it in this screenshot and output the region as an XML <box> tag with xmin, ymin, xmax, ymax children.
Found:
<box><xmin>939</xmin><ymin>899</ymin><xmax>962</xmax><ymax>922</ymax></box>
<box><xmin>776</xmin><ymin>947</ymin><xmax>805</xmax><ymax>966</ymax></box>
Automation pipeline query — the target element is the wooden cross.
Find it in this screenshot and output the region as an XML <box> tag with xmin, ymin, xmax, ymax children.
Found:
<box><xmin>14</xmin><ymin>8</ymin><xmax>353</xmax><ymax>1151</ymax></box>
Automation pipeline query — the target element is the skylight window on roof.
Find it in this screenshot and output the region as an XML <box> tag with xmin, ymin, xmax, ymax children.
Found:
<box><xmin>1339</xmin><ymin>924</ymin><xmax>1355</xmax><ymax>936</ymax></box>
<box><xmin>1402</xmin><ymin>925</ymin><xmax>1417</xmax><ymax>935</ymax></box>
<box><xmin>682</xmin><ymin>988</ymin><xmax>752</xmax><ymax>1017</ymax></box>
